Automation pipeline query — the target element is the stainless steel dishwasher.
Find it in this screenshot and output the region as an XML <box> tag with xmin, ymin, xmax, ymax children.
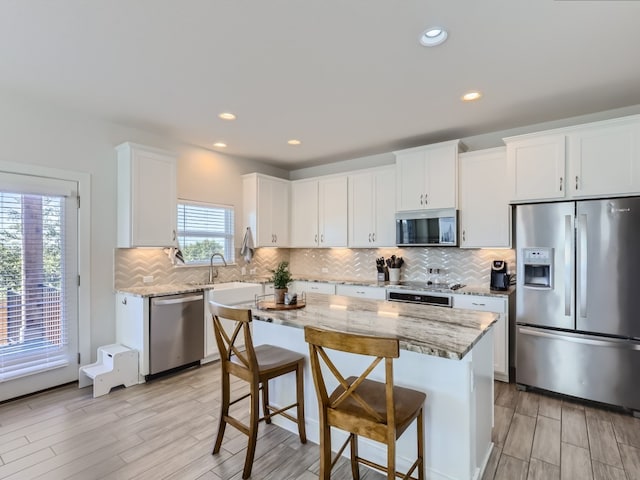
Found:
<box><xmin>149</xmin><ymin>291</ymin><xmax>204</xmax><ymax>377</ymax></box>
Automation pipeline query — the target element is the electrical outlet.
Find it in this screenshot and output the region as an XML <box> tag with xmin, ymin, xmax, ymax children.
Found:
<box><xmin>241</xmin><ymin>267</ymin><xmax>247</xmax><ymax>275</ymax></box>
<box><xmin>250</xmin><ymin>268</ymin><xmax>257</xmax><ymax>275</ymax></box>
<box><xmin>321</xmin><ymin>267</ymin><xmax>329</xmax><ymax>273</ymax></box>
<box><xmin>142</xmin><ymin>275</ymin><xmax>153</xmax><ymax>284</ymax></box>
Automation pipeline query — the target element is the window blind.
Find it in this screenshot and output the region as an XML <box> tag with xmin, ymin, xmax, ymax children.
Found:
<box><xmin>0</xmin><ymin>184</ymin><xmax>74</xmax><ymax>382</ymax></box>
<box><xmin>176</xmin><ymin>201</ymin><xmax>235</xmax><ymax>264</ymax></box>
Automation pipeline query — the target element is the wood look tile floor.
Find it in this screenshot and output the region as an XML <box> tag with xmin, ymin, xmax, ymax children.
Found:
<box><xmin>2</xmin><ymin>362</ymin><xmax>640</xmax><ymax>479</ymax></box>
<box><xmin>483</xmin><ymin>380</ymin><xmax>640</xmax><ymax>480</ymax></box>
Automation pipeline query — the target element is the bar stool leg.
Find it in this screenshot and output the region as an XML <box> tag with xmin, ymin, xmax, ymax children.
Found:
<box><xmin>262</xmin><ymin>378</ymin><xmax>271</xmax><ymax>424</ymax></box>
<box><xmin>418</xmin><ymin>408</ymin><xmax>425</xmax><ymax>480</ymax></box>
<box><xmin>387</xmin><ymin>432</ymin><xmax>395</xmax><ymax>480</ymax></box>
<box><xmin>319</xmin><ymin>419</ymin><xmax>332</xmax><ymax>480</ymax></box>
<box><xmin>212</xmin><ymin>371</ymin><xmax>230</xmax><ymax>454</ymax></box>
<box><xmin>242</xmin><ymin>380</ymin><xmax>261</xmax><ymax>479</ymax></box>
<box><xmin>350</xmin><ymin>433</ymin><xmax>360</xmax><ymax>480</ymax></box>
<box><xmin>296</xmin><ymin>362</ymin><xmax>307</xmax><ymax>443</ymax></box>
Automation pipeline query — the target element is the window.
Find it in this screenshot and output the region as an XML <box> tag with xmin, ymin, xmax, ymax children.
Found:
<box><xmin>176</xmin><ymin>201</ymin><xmax>235</xmax><ymax>265</ymax></box>
<box><xmin>0</xmin><ymin>173</ymin><xmax>78</xmax><ymax>384</ymax></box>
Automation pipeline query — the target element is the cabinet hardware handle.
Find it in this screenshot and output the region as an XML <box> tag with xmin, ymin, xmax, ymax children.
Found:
<box><xmin>321</xmin><ymin>234</ymin><xmax>324</xmax><ymax>243</ymax></box>
<box><xmin>471</xmin><ymin>302</ymin><xmax>486</xmax><ymax>306</ymax></box>
<box><xmin>357</xmin><ymin>291</ymin><xmax>365</xmax><ymax>294</ymax></box>
<box><xmin>368</xmin><ymin>233</ymin><xmax>371</xmax><ymax>242</ymax></box>
<box><xmin>420</xmin><ymin>194</ymin><xmax>423</xmax><ymax>205</ymax></box>
<box><xmin>559</xmin><ymin>177</ymin><xmax>563</xmax><ymax>191</ymax></box>
<box><xmin>315</xmin><ymin>234</ymin><xmax>318</xmax><ymax>243</ymax></box>
<box><xmin>462</xmin><ymin>230</ymin><xmax>466</xmax><ymax>242</ymax></box>
<box><xmin>425</xmin><ymin>193</ymin><xmax>428</xmax><ymax>204</ymax></box>
<box><xmin>575</xmin><ymin>176</ymin><xmax>579</xmax><ymax>190</ymax></box>
<box><xmin>122</xmin><ymin>298</ymin><xmax>127</xmax><ymax>305</ymax></box>
<box><xmin>371</xmin><ymin>232</ymin><xmax>375</xmax><ymax>242</ymax></box>
<box><xmin>172</xmin><ymin>230</ymin><xmax>176</xmax><ymax>241</ymax></box>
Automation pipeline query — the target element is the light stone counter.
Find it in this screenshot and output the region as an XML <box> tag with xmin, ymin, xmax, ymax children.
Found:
<box><xmin>250</xmin><ymin>293</ymin><xmax>497</xmax><ymax>360</ymax></box>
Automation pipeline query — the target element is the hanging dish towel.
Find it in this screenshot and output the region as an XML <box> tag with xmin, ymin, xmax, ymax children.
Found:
<box><xmin>240</xmin><ymin>227</ymin><xmax>255</xmax><ymax>263</ymax></box>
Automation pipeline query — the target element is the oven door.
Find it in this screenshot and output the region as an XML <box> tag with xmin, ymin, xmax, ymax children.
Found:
<box><xmin>396</xmin><ymin>209</ymin><xmax>458</xmax><ymax>246</ymax></box>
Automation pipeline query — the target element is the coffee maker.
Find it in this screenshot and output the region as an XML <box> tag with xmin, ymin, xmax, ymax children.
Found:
<box><xmin>490</xmin><ymin>260</ymin><xmax>510</xmax><ymax>291</ymax></box>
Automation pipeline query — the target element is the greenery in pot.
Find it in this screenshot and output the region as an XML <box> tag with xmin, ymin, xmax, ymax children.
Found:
<box><xmin>271</xmin><ymin>261</ymin><xmax>292</xmax><ymax>289</ymax></box>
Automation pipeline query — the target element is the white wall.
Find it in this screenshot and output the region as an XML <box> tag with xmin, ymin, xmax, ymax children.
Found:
<box><xmin>0</xmin><ymin>90</ymin><xmax>287</xmax><ymax>357</ymax></box>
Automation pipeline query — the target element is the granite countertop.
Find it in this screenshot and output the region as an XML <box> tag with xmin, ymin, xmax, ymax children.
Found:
<box><xmin>250</xmin><ymin>293</ymin><xmax>497</xmax><ymax>360</ymax></box>
<box><xmin>115</xmin><ymin>279</ymin><xmax>515</xmax><ymax>298</ymax></box>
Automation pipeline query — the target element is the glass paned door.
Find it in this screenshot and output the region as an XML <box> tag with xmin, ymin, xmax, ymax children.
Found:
<box><xmin>0</xmin><ymin>173</ymin><xmax>78</xmax><ymax>401</ymax></box>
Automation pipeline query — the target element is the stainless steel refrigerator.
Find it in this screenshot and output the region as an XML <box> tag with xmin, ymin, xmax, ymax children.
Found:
<box><xmin>516</xmin><ymin>198</ymin><xmax>640</xmax><ymax>412</ymax></box>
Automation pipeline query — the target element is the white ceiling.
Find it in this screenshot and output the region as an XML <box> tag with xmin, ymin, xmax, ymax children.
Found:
<box><xmin>1</xmin><ymin>1</ymin><xmax>640</xmax><ymax>169</ymax></box>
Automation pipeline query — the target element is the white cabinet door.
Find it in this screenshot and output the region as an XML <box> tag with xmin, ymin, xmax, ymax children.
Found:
<box><xmin>335</xmin><ymin>284</ymin><xmax>386</xmax><ymax>300</ymax></box>
<box><xmin>425</xmin><ymin>143</ymin><xmax>458</xmax><ymax>209</ymax></box>
<box><xmin>243</xmin><ymin>174</ymin><xmax>290</xmax><ymax>247</ymax></box>
<box><xmin>116</xmin><ymin>143</ymin><xmax>177</xmax><ymax>247</ymax></box>
<box><xmin>319</xmin><ymin>177</ymin><xmax>348</xmax><ymax>247</ymax></box>
<box><xmin>395</xmin><ymin>140</ymin><xmax>460</xmax><ymax>211</ymax></box>
<box><xmin>373</xmin><ymin>167</ymin><xmax>396</xmax><ymax>246</ymax></box>
<box><xmin>348</xmin><ymin>171</ymin><xmax>375</xmax><ymax>247</ymax></box>
<box><xmin>569</xmin><ymin>121</ymin><xmax>640</xmax><ymax>197</ymax></box>
<box><xmin>349</xmin><ymin>167</ymin><xmax>396</xmax><ymax>248</ymax></box>
<box><xmin>290</xmin><ymin>179</ymin><xmax>319</xmax><ymax>247</ymax></box>
<box><xmin>506</xmin><ymin>134</ymin><xmax>566</xmax><ymax>202</ymax></box>
<box><xmin>270</xmin><ymin>179</ymin><xmax>290</xmax><ymax>246</ymax></box>
<box><xmin>115</xmin><ymin>293</ymin><xmax>148</xmax><ymax>381</ymax></box>
<box><xmin>396</xmin><ymin>150</ymin><xmax>427</xmax><ymax>211</ymax></box>
<box><xmin>459</xmin><ymin>148</ymin><xmax>511</xmax><ymax>248</ymax></box>
<box><xmin>453</xmin><ymin>295</ymin><xmax>508</xmax><ymax>382</ymax></box>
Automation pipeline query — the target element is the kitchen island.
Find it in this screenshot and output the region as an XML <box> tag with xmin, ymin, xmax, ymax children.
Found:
<box><xmin>248</xmin><ymin>293</ymin><xmax>497</xmax><ymax>480</ymax></box>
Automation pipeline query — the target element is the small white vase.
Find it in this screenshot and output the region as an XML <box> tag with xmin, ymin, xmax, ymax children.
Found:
<box><xmin>389</xmin><ymin>268</ymin><xmax>401</xmax><ymax>285</ymax></box>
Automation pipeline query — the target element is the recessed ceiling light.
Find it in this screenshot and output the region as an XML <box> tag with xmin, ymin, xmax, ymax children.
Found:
<box><xmin>420</xmin><ymin>27</ymin><xmax>448</xmax><ymax>47</ymax></box>
<box><xmin>287</xmin><ymin>139</ymin><xmax>301</xmax><ymax>146</ymax></box>
<box><xmin>218</xmin><ymin>112</ymin><xmax>236</xmax><ymax>120</ymax></box>
<box><xmin>462</xmin><ymin>91</ymin><xmax>483</xmax><ymax>102</ymax></box>
<box><xmin>213</xmin><ymin>142</ymin><xmax>227</xmax><ymax>148</ymax></box>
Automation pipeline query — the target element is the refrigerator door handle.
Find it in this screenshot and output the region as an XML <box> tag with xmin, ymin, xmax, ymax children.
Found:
<box><xmin>519</xmin><ymin>326</ymin><xmax>640</xmax><ymax>350</ymax></box>
<box><xmin>564</xmin><ymin>214</ymin><xmax>573</xmax><ymax>317</ymax></box>
<box><xmin>578</xmin><ymin>213</ymin><xmax>587</xmax><ymax>318</ymax></box>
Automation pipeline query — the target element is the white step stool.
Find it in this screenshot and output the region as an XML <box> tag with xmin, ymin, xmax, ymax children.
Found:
<box><xmin>79</xmin><ymin>344</ymin><xmax>139</xmax><ymax>398</ymax></box>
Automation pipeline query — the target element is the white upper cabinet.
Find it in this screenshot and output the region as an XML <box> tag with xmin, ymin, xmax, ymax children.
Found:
<box><xmin>348</xmin><ymin>166</ymin><xmax>396</xmax><ymax>247</ymax></box>
<box><xmin>459</xmin><ymin>148</ymin><xmax>511</xmax><ymax>248</ymax></box>
<box><xmin>243</xmin><ymin>173</ymin><xmax>290</xmax><ymax>247</ymax></box>
<box><xmin>568</xmin><ymin>119</ymin><xmax>640</xmax><ymax>198</ymax></box>
<box><xmin>395</xmin><ymin>140</ymin><xmax>462</xmax><ymax>211</ymax></box>
<box><xmin>506</xmin><ymin>134</ymin><xmax>567</xmax><ymax>202</ymax></box>
<box><xmin>291</xmin><ymin>176</ymin><xmax>348</xmax><ymax>247</ymax></box>
<box><xmin>506</xmin><ymin>115</ymin><xmax>640</xmax><ymax>202</ymax></box>
<box><xmin>116</xmin><ymin>142</ymin><xmax>177</xmax><ymax>248</ymax></box>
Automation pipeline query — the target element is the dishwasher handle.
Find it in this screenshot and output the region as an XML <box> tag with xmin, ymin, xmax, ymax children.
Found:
<box><xmin>152</xmin><ymin>294</ymin><xmax>204</xmax><ymax>306</ymax></box>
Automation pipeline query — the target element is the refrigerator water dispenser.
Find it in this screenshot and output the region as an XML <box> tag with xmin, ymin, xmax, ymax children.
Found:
<box><xmin>522</xmin><ymin>247</ymin><xmax>553</xmax><ymax>289</ymax></box>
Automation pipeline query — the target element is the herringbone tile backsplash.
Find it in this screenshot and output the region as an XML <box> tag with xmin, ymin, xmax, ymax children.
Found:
<box><xmin>114</xmin><ymin>246</ymin><xmax>514</xmax><ymax>289</ymax></box>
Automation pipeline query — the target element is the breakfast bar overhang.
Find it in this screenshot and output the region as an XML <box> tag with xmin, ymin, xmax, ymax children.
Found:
<box><xmin>247</xmin><ymin>293</ymin><xmax>498</xmax><ymax>480</ymax></box>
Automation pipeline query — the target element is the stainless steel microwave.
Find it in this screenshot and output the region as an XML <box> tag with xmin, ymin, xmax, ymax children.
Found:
<box><xmin>396</xmin><ymin>209</ymin><xmax>458</xmax><ymax>246</ymax></box>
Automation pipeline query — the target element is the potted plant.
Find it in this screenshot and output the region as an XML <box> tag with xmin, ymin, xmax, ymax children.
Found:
<box><xmin>271</xmin><ymin>261</ymin><xmax>292</xmax><ymax>304</ymax></box>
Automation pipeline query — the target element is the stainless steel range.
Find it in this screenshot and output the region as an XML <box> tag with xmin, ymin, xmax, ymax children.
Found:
<box><xmin>386</xmin><ymin>282</ymin><xmax>465</xmax><ymax>307</ymax></box>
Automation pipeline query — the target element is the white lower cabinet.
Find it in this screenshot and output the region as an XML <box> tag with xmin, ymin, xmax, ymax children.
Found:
<box><xmin>453</xmin><ymin>295</ymin><xmax>509</xmax><ymax>382</ymax></box>
<box><xmin>115</xmin><ymin>293</ymin><xmax>148</xmax><ymax>383</ymax></box>
<box><xmin>204</xmin><ymin>283</ymin><xmax>263</xmax><ymax>361</ymax></box>
<box><xmin>289</xmin><ymin>281</ymin><xmax>335</xmax><ymax>295</ymax></box>
<box><xmin>335</xmin><ymin>284</ymin><xmax>386</xmax><ymax>300</ymax></box>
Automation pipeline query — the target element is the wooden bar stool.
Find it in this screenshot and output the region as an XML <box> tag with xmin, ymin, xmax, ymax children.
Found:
<box><xmin>210</xmin><ymin>302</ymin><xmax>307</xmax><ymax>479</ymax></box>
<box><xmin>304</xmin><ymin>326</ymin><xmax>426</xmax><ymax>480</ymax></box>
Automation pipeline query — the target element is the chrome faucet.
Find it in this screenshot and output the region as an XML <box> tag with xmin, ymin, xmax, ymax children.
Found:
<box><xmin>209</xmin><ymin>253</ymin><xmax>227</xmax><ymax>283</ymax></box>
